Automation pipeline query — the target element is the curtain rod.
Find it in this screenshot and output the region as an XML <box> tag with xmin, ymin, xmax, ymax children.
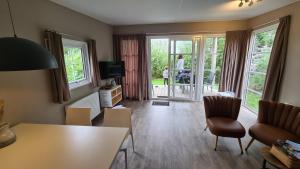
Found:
<box><xmin>252</xmin><ymin>18</ymin><xmax>279</xmax><ymax>30</ymax></box>
<box><xmin>143</xmin><ymin>17</ymin><xmax>282</xmax><ymax>35</ymax></box>
<box><xmin>145</xmin><ymin>31</ymin><xmax>226</xmax><ymax>36</ymax></box>
<box><xmin>46</xmin><ymin>29</ymin><xmax>86</xmax><ymax>40</ymax></box>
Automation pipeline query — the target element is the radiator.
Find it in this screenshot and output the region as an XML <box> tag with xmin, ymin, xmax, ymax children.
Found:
<box><xmin>65</xmin><ymin>92</ymin><xmax>101</xmax><ymax>120</ymax></box>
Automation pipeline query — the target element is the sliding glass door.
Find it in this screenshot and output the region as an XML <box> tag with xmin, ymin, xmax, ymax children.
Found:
<box><xmin>168</xmin><ymin>38</ymin><xmax>195</xmax><ymax>100</ymax></box>
<box><xmin>148</xmin><ymin>34</ymin><xmax>225</xmax><ymax>101</ymax></box>
<box><xmin>149</xmin><ymin>38</ymin><xmax>169</xmax><ymax>99</ymax></box>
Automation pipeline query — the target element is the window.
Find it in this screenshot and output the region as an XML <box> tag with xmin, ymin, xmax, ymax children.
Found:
<box><xmin>203</xmin><ymin>36</ymin><xmax>225</xmax><ymax>91</ymax></box>
<box><xmin>243</xmin><ymin>25</ymin><xmax>278</xmax><ymax>113</ymax></box>
<box><xmin>62</xmin><ymin>38</ymin><xmax>91</xmax><ymax>89</ymax></box>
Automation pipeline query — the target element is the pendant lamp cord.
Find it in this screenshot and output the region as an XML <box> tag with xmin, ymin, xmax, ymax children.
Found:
<box><xmin>6</xmin><ymin>0</ymin><xmax>17</xmax><ymax>38</ymax></box>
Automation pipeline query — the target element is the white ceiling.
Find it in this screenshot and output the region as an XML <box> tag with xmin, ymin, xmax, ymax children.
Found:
<box><xmin>50</xmin><ymin>0</ymin><xmax>299</xmax><ymax>25</ymax></box>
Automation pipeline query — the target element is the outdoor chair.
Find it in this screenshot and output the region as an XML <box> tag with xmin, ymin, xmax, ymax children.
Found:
<box><xmin>203</xmin><ymin>71</ymin><xmax>215</xmax><ymax>92</ymax></box>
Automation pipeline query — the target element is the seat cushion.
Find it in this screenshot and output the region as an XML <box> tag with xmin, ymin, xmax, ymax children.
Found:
<box><xmin>207</xmin><ymin>117</ymin><xmax>245</xmax><ymax>138</ymax></box>
<box><xmin>249</xmin><ymin>123</ymin><xmax>300</xmax><ymax>146</ymax></box>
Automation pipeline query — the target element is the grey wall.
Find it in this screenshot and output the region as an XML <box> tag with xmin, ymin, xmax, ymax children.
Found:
<box><xmin>113</xmin><ymin>20</ymin><xmax>248</xmax><ymax>34</ymax></box>
<box><xmin>114</xmin><ymin>1</ymin><xmax>300</xmax><ymax>107</ymax></box>
<box><xmin>248</xmin><ymin>1</ymin><xmax>300</xmax><ymax>106</ymax></box>
<box><xmin>0</xmin><ymin>0</ymin><xmax>113</xmax><ymax>125</ymax></box>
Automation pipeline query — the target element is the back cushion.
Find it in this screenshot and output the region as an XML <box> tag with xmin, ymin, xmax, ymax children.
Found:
<box><xmin>259</xmin><ymin>100</ymin><xmax>300</xmax><ymax>136</ymax></box>
<box><xmin>204</xmin><ymin>96</ymin><xmax>241</xmax><ymax>120</ymax></box>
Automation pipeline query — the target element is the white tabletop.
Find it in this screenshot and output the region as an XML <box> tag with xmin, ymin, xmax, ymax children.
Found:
<box><xmin>0</xmin><ymin>123</ymin><xmax>129</xmax><ymax>169</ymax></box>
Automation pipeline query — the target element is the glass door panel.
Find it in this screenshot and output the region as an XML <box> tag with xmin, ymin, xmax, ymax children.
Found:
<box><xmin>202</xmin><ymin>36</ymin><xmax>225</xmax><ymax>96</ymax></box>
<box><xmin>150</xmin><ymin>38</ymin><xmax>169</xmax><ymax>99</ymax></box>
<box><xmin>168</xmin><ymin>39</ymin><xmax>194</xmax><ymax>100</ymax></box>
<box><xmin>149</xmin><ymin>35</ymin><xmax>224</xmax><ymax>101</ymax></box>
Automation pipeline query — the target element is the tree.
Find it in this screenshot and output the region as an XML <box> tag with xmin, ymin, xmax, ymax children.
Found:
<box><xmin>151</xmin><ymin>39</ymin><xmax>168</xmax><ymax>78</ymax></box>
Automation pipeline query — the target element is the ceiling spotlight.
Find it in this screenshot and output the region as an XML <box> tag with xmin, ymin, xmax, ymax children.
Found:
<box><xmin>239</xmin><ymin>0</ymin><xmax>243</xmax><ymax>7</ymax></box>
<box><xmin>237</xmin><ymin>0</ymin><xmax>262</xmax><ymax>7</ymax></box>
<box><xmin>248</xmin><ymin>0</ymin><xmax>254</xmax><ymax>6</ymax></box>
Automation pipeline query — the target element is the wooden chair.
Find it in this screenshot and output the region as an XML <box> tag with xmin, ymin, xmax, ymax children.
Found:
<box><xmin>103</xmin><ymin>107</ymin><xmax>135</xmax><ymax>169</ymax></box>
<box><xmin>65</xmin><ymin>107</ymin><xmax>92</xmax><ymax>126</ymax></box>
<box><xmin>103</xmin><ymin>108</ymin><xmax>135</xmax><ymax>150</ymax></box>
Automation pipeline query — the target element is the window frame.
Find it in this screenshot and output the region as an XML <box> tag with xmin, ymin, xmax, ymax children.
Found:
<box><xmin>62</xmin><ymin>38</ymin><xmax>91</xmax><ymax>90</ymax></box>
<box><xmin>242</xmin><ymin>24</ymin><xmax>279</xmax><ymax>113</ymax></box>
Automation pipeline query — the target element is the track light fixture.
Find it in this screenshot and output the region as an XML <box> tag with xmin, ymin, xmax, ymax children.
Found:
<box><xmin>238</xmin><ymin>0</ymin><xmax>262</xmax><ymax>7</ymax></box>
<box><xmin>248</xmin><ymin>0</ymin><xmax>254</xmax><ymax>6</ymax></box>
<box><xmin>239</xmin><ymin>0</ymin><xmax>243</xmax><ymax>7</ymax></box>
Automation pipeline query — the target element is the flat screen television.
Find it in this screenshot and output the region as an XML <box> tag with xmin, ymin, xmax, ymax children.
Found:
<box><xmin>99</xmin><ymin>61</ymin><xmax>125</xmax><ymax>79</ymax></box>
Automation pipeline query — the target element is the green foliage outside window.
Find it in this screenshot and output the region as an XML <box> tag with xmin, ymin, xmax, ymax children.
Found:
<box><xmin>64</xmin><ymin>47</ymin><xmax>85</xmax><ymax>83</ymax></box>
<box><xmin>245</xmin><ymin>29</ymin><xmax>276</xmax><ymax>112</ymax></box>
<box><xmin>150</xmin><ymin>38</ymin><xmax>225</xmax><ymax>88</ymax></box>
<box><xmin>149</xmin><ymin>29</ymin><xmax>276</xmax><ymax>112</ymax></box>
<box><xmin>245</xmin><ymin>91</ymin><xmax>260</xmax><ymax>112</ymax></box>
<box><xmin>150</xmin><ymin>39</ymin><xmax>168</xmax><ymax>78</ymax></box>
<box><xmin>203</xmin><ymin>37</ymin><xmax>225</xmax><ymax>85</ymax></box>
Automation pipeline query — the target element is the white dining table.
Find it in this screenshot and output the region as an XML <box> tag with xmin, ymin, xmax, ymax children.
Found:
<box><xmin>0</xmin><ymin>123</ymin><xmax>129</xmax><ymax>169</ymax></box>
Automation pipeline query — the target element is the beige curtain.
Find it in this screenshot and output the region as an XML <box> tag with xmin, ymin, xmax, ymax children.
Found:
<box><xmin>262</xmin><ymin>16</ymin><xmax>291</xmax><ymax>101</ymax></box>
<box><xmin>87</xmin><ymin>40</ymin><xmax>101</xmax><ymax>87</ymax></box>
<box><xmin>44</xmin><ymin>31</ymin><xmax>71</xmax><ymax>103</ymax></box>
<box><xmin>219</xmin><ymin>30</ymin><xmax>252</xmax><ymax>97</ymax></box>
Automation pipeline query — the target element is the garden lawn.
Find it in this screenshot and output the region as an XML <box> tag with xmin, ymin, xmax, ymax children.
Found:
<box><xmin>152</xmin><ymin>78</ymin><xmax>164</xmax><ymax>85</ymax></box>
<box><xmin>245</xmin><ymin>92</ymin><xmax>260</xmax><ymax>113</ymax></box>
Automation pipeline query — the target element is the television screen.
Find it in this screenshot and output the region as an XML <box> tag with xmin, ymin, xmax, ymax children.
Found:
<box><xmin>99</xmin><ymin>61</ymin><xmax>125</xmax><ymax>79</ymax></box>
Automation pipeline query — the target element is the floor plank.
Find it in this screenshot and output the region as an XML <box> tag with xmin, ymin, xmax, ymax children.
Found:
<box><xmin>96</xmin><ymin>100</ymin><xmax>271</xmax><ymax>169</ymax></box>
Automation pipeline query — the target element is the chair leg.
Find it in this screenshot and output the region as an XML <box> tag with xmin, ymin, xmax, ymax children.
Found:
<box><xmin>245</xmin><ymin>138</ymin><xmax>255</xmax><ymax>151</ymax></box>
<box><xmin>238</xmin><ymin>138</ymin><xmax>244</xmax><ymax>154</ymax></box>
<box><xmin>130</xmin><ymin>131</ymin><xmax>135</xmax><ymax>152</ymax></box>
<box><xmin>120</xmin><ymin>148</ymin><xmax>128</xmax><ymax>169</ymax></box>
<box><xmin>214</xmin><ymin>136</ymin><xmax>218</xmax><ymax>151</ymax></box>
<box><xmin>262</xmin><ymin>159</ymin><xmax>267</xmax><ymax>169</ymax></box>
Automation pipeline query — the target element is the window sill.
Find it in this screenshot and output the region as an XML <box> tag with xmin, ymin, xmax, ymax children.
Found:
<box><xmin>69</xmin><ymin>80</ymin><xmax>91</xmax><ymax>90</ymax></box>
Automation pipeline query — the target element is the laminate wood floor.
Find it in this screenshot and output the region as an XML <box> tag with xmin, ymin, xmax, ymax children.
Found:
<box><xmin>96</xmin><ymin>101</ymin><xmax>271</xmax><ymax>169</ymax></box>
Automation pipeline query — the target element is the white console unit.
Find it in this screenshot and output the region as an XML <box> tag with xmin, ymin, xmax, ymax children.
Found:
<box><xmin>99</xmin><ymin>85</ymin><xmax>122</xmax><ymax>107</ymax></box>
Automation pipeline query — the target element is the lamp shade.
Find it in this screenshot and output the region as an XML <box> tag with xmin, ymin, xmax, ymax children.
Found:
<box><xmin>0</xmin><ymin>37</ymin><xmax>58</xmax><ymax>71</ymax></box>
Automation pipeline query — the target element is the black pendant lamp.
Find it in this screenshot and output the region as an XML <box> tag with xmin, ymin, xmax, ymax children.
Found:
<box><xmin>0</xmin><ymin>0</ymin><xmax>58</xmax><ymax>71</ymax></box>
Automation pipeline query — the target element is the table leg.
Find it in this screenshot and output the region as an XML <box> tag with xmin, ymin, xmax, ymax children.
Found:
<box><xmin>262</xmin><ymin>159</ymin><xmax>267</xmax><ymax>169</ymax></box>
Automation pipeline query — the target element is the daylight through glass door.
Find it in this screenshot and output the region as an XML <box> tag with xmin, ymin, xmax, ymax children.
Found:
<box><xmin>149</xmin><ymin>35</ymin><xmax>225</xmax><ymax>101</ymax></box>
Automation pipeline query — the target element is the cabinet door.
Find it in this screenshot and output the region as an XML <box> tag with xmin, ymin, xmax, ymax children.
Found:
<box><xmin>100</xmin><ymin>91</ymin><xmax>112</xmax><ymax>107</ymax></box>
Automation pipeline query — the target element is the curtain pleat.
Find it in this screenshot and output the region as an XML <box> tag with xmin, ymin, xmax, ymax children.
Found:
<box><xmin>113</xmin><ymin>34</ymin><xmax>149</xmax><ymax>100</ymax></box>
<box><xmin>262</xmin><ymin>15</ymin><xmax>291</xmax><ymax>101</ymax></box>
<box><xmin>87</xmin><ymin>40</ymin><xmax>101</xmax><ymax>87</ymax></box>
<box><xmin>44</xmin><ymin>31</ymin><xmax>71</xmax><ymax>103</ymax></box>
<box><xmin>219</xmin><ymin>30</ymin><xmax>252</xmax><ymax>97</ymax></box>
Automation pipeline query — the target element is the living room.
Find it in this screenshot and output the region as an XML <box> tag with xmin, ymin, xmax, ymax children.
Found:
<box><xmin>1</xmin><ymin>0</ymin><xmax>300</xmax><ymax>169</ymax></box>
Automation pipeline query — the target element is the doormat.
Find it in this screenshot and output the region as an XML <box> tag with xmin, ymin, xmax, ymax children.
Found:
<box><xmin>152</xmin><ymin>101</ymin><xmax>170</xmax><ymax>106</ymax></box>
<box><xmin>157</xmin><ymin>96</ymin><xmax>168</xmax><ymax>98</ymax></box>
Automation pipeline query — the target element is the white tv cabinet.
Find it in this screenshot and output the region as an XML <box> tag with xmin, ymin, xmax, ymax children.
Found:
<box><xmin>99</xmin><ymin>85</ymin><xmax>122</xmax><ymax>107</ymax></box>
